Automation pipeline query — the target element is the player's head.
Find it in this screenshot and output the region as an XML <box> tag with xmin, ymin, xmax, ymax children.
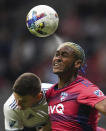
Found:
<box><xmin>13</xmin><ymin>73</ymin><xmax>42</xmax><ymax>109</ymax></box>
<box><xmin>52</xmin><ymin>42</ymin><xmax>85</xmax><ymax>77</ymax></box>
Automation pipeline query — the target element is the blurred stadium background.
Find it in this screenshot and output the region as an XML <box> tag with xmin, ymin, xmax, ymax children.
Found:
<box><xmin>1</xmin><ymin>0</ymin><xmax>106</xmax><ymax>130</ymax></box>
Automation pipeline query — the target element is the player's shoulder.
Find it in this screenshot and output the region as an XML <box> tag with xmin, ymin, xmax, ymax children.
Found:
<box><xmin>78</xmin><ymin>75</ymin><xmax>98</xmax><ymax>88</ymax></box>
<box><xmin>4</xmin><ymin>94</ymin><xmax>18</xmax><ymax>111</ymax></box>
<box><xmin>41</xmin><ymin>83</ymin><xmax>53</xmax><ymax>92</ymax></box>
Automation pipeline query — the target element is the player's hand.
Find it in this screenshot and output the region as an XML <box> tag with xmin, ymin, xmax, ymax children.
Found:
<box><xmin>39</xmin><ymin>128</ymin><xmax>43</xmax><ymax>131</ymax></box>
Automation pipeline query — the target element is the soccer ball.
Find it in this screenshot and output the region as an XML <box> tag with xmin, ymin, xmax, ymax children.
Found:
<box><xmin>26</xmin><ymin>5</ymin><xmax>59</xmax><ymax>37</ymax></box>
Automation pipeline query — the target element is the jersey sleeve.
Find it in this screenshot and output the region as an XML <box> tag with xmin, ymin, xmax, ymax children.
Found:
<box><xmin>3</xmin><ymin>103</ymin><xmax>23</xmax><ymax>131</ymax></box>
<box><xmin>77</xmin><ymin>85</ymin><xmax>106</xmax><ymax>107</ymax></box>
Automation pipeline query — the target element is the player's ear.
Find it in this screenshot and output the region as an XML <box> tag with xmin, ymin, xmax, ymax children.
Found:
<box><xmin>74</xmin><ymin>59</ymin><xmax>82</xmax><ymax>69</ymax></box>
<box><xmin>37</xmin><ymin>92</ymin><xmax>42</xmax><ymax>99</ymax></box>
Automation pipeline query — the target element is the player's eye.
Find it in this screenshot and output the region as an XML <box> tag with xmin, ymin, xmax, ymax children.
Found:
<box><xmin>55</xmin><ymin>51</ymin><xmax>59</xmax><ymax>57</ymax></box>
<box><xmin>61</xmin><ymin>52</ymin><xmax>69</xmax><ymax>57</ymax></box>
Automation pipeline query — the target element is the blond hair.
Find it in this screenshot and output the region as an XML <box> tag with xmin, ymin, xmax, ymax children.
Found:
<box><xmin>58</xmin><ymin>42</ymin><xmax>85</xmax><ymax>63</ymax></box>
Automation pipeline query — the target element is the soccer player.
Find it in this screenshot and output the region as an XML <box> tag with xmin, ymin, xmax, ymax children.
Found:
<box><xmin>3</xmin><ymin>73</ymin><xmax>52</xmax><ymax>131</ymax></box>
<box><xmin>46</xmin><ymin>42</ymin><xmax>106</xmax><ymax>131</ymax></box>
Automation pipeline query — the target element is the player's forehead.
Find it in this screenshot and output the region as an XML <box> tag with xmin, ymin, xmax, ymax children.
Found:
<box><xmin>14</xmin><ymin>92</ymin><xmax>30</xmax><ymax>101</ymax></box>
<box><xmin>56</xmin><ymin>45</ymin><xmax>74</xmax><ymax>54</ymax></box>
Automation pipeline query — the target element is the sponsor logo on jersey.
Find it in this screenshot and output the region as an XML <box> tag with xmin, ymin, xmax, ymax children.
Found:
<box><xmin>60</xmin><ymin>92</ymin><xmax>68</xmax><ymax>102</ymax></box>
<box><xmin>94</xmin><ymin>90</ymin><xmax>104</xmax><ymax>97</ymax></box>
<box><xmin>9</xmin><ymin>120</ymin><xmax>16</xmax><ymax>127</ymax></box>
<box><xmin>48</xmin><ymin>103</ymin><xmax>64</xmax><ymax>114</ymax></box>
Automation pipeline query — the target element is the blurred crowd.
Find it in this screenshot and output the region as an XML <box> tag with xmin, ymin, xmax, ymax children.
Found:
<box><xmin>0</xmin><ymin>0</ymin><xmax>106</xmax><ymax>130</ymax></box>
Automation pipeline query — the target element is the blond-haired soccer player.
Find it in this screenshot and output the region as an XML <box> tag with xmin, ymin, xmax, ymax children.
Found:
<box><xmin>3</xmin><ymin>73</ymin><xmax>52</xmax><ymax>131</ymax></box>
<box><xmin>46</xmin><ymin>42</ymin><xmax>106</xmax><ymax>131</ymax></box>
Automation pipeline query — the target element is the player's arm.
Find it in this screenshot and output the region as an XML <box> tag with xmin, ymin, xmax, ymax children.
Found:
<box><xmin>6</xmin><ymin>128</ymin><xmax>36</xmax><ymax>131</ymax></box>
<box><xmin>3</xmin><ymin>103</ymin><xmax>24</xmax><ymax>131</ymax></box>
<box><xmin>5</xmin><ymin>128</ymin><xmax>26</xmax><ymax>131</ymax></box>
<box><xmin>5</xmin><ymin>130</ymin><xmax>20</xmax><ymax>131</ymax></box>
<box><xmin>95</xmin><ymin>98</ymin><xmax>106</xmax><ymax>115</ymax></box>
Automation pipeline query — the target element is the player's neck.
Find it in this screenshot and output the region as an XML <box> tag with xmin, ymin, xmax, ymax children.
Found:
<box><xmin>58</xmin><ymin>75</ymin><xmax>77</xmax><ymax>89</ymax></box>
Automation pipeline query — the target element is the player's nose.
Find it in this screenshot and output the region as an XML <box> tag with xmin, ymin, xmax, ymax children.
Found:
<box><xmin>54</xmin><ymin>55</ymin><xmax>63</xmax><ymax>62</ymax></box>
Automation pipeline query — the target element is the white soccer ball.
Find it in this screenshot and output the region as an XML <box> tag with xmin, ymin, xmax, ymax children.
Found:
<box><xmin>26</xmin><ymin>5</ymin><xmax>59</xmax><ymax>37</ymax></box>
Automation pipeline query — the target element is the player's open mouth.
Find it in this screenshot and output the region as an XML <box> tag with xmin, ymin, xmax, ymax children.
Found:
<box><xmin>53</xmin><ymin>63</ymin><xmax>61</xmax><ymax>67</ymax></box>
<box><xmin>53</xmin><ymin>62</ymin><xmax>63</xmax><ymax>69</ymax></box>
